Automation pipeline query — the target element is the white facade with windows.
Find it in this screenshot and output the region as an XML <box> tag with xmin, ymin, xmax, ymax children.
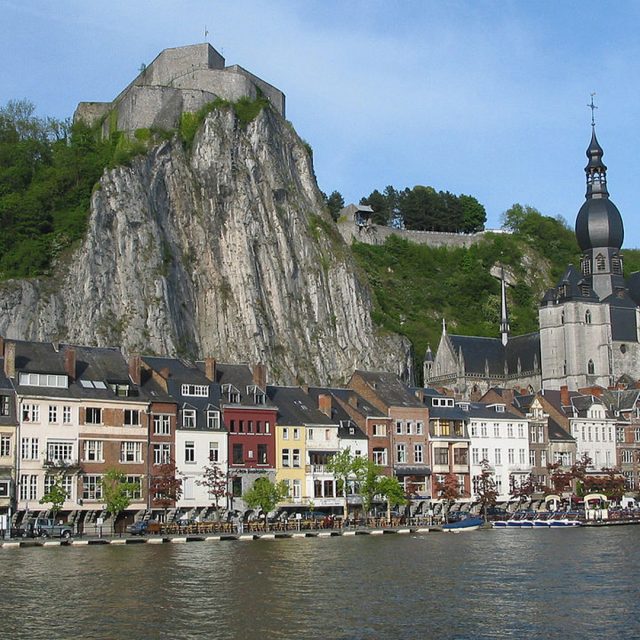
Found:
<box><xmin>466</xmin><ymin>404</ymin><xmax>531</xmax><ymax>501</ymax></box>
<box><xmin>176</xmin><ymin>429</ymin><xmax>228</xmax><ymax>510</ymax></box>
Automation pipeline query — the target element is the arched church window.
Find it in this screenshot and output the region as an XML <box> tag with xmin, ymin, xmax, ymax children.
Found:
<box><xmin>596</xmin><ymin>253</ymin><xmax>606</xmax><ymax>271</ymax></box>
<box><xmin>585</xmin><ymin>309</ymin><xmax>591</xmax><ymax>324</ymax></box>
<box><xmin>560</xmin><ymin>311</ymin><xmax>565</xmax><ymax>325</ymax></box>
<box><xmin>588</xmin><ymin>359</ymin><xmax>595</xmax><ymax>375</ymax></box>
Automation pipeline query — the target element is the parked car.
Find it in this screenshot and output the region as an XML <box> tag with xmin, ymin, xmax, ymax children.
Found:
<box><xmin>127</xmin><ymin>520</ymin><xmax>158</xmax><ymax>535</ymax></box>
<box><xmin>14</xmin><ymin>517</ymin><xmax>73</xmax><ymax>539</ymax></box>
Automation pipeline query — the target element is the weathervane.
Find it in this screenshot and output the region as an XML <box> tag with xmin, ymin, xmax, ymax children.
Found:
<box><xmin>588</xmin><ymin>92</ymin><xmax>598</xmax><ymax>127</ymax></box>
<box><xmin>204</xmin><ymin>25</ymin><xmax>209</xmax><ymax>40</ymax></box>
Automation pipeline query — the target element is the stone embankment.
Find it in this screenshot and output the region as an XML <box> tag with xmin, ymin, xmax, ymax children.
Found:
<box><xmin>1</xmin><ymin>526</ymin><xmax>439</xmax><ymax>549</ymax></box>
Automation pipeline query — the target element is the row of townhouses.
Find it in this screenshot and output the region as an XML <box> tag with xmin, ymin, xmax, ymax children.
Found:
<box><xmin>0</xmin><ymin>337</ymin><xmax>638</xmax><ymax>527</ymax></box>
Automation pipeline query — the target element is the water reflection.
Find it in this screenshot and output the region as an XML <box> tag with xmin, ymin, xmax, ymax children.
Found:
<box><xmin>1</xmin><ymin>528</ymin><xmax>639</xmax><ymax>639</ymax></box>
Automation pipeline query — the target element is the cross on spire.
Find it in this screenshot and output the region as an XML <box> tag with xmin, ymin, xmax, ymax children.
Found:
<box><xmin>588</xmin><ymin>92</ymin><xmax>598</xmax><ymax>127</ymax></box>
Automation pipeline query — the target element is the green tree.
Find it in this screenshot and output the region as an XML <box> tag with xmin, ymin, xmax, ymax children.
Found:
<box><xmin>39</xmin><ymin>474</ymin><xmax>67</xmax><ymax>517</ymax></box>
<box><xmin>377</xmin><ymin>475</ymin><xmax>408</xmax><ymax>523</ymax></box>
<box><xmin>459</xmin><ymin>194</ymin><xmax>486</xmax><ymax>233</ymax></box>
<box><xmin>242</xmin><ymin>477</ymin><xmax>288</xmax><ymax>529</ymax></box>
<box><xmin>324</xmin><ymin>190</ymin><xmax>345</xmax><ymax>221</ymax></box>
<box><xmin>356</xmin><ymin>458</ymin><xmax>382</xmax><ymax>516</ymax></box>
<box><xmin>101</xmin><ymin>469</ymin><xmax>138</xmax><ymax>534</ymax></box>
<box><xmin>327</xmin><ymin>448</ymin><xmax>361</xmax><ymax>518</ymax></box>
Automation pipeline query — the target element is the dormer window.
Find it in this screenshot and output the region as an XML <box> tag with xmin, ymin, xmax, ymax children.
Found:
<box><xmin>181</xmin><ymin>384</ymin><xmax>208</xmax><ymax>397</ymax></box>
<box><xmin>247</xmin><ymin>385</ymin><xmax>265</xmax><ymax>405</ymax></box>
<box><xmin>494</xmin><ymin>404</ymin><xmax>505</xmax><ymax>413</ymax></box>
<box><xmin>19</xmin><ymin>372</ymin><xmax>68</xmax><ymax>389</ymax></box>
<box><xmin>182</xmin><ymin>409</ymin><xmax>196</xmax><ymax>428</ymax></box>
<box><xmin>108</xmin><ymin>382</ymin><xmax>130</xmax><ymax>397</ymax></box>
<box><xmin>206</xmin><ymin>410</ymin><xmax>220</xmax><ymax>429</ymax></box>
<box><xmin>222</xmin><ymin>384</ymin><xmax>241</xmax><ymax>403</ymax></box>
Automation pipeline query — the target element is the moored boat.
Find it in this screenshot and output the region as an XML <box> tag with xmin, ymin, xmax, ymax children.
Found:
<box><xmin>442</xmin><ymin>515</ymin><xmax>484</xmax><ymax>532</ymax></box>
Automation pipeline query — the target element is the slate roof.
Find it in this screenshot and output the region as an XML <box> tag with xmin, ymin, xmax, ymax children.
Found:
<box><xmin>143</xmin><ymin>356</ymin><xmax>211</xmax><ymax>385</ymax></box>
<box><xmin>447</xmin><ymin>332</ymin><xmax>540</xmax><ymax>377</ymax></box>
<box><xmin>308</xmin><ymin>387</ymin><xmax>386</xmax><ymax>420</ymax></box>
<box><xmin>600</xmin><ymin>388</ymin><xmax>640</xmax><ymax>414</ymax></box>
<box><xmin>208</xmin><ymin>363</ymin><xmax>276</xmax><ymax>408</ymax></box>
<box><xmin>547</xmin><ymin>417</ymin><xmax>574</xmax><ymax>442</ymax></box>
<box><xmin>142</xmin><ymin>356</ymin><xmax>221</xmax><ymax>429</ymax></box>
<box><xmin>266</xmin><ymin>386</ymin><xmax>337</xmax><ymax>427</ymax></box>
<box><xmin>11</xmin><ymin>340</ymin><xmax>147</xmax><ymax>401</ymax></box>
<box><xmin>352</xmin><ymin>370</ymin><xmax>423</xmax><ymax>408</ymax></box>
<box><xmin>462</xmin><ymin>402</ymin><xmax>525</xmax><ymax>421</ymax></box>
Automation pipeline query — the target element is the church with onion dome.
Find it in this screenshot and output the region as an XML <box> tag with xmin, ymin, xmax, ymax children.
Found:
<box><xmin>426</xmin><ymin>118</ymin><xmax>640</xmax><ymax>397</ymax></box>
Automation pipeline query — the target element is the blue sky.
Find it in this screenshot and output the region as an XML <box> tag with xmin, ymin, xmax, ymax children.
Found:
<box><xmin>3</xmin><ymin>1</ymin><xmax>640</xmax><ymax>245</ymax></box>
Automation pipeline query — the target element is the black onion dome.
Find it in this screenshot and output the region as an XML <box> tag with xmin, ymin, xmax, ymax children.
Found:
<box><xmin>575</xmin><ymin>198</ymin><xmax>624</xmax><ymax>250</ymax></box>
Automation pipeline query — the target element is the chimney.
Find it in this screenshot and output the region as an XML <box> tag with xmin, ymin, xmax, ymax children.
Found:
<box><xmin>4</xmin><ymin>342</ymin><xmax>15</xmax><ymax>379</ymax></box>
<box><xmin>318</xmin><ymin>394</ymin><xmax>332</xmax><ymax>418</ymax></box>
<box><xmin>253</xmin><ymin>363</ymin><xmax>267</xmax><ymax>389</ymax></box>
<box><xmin>204</xmin><ymin>357</ymin><xmax>217</xmax><ymax>382</ymax></box>
<box><xmin>560</xmin><ymin>385</ymin><xmax>570</xmax><ymax>407</ymax></box>
<box><xmin>129</xmin><ymin>354</ymin><xmax>141</xmax><ymax>386</ymax></box>
<box><xmin>64</xmin><ymin>347</ymin><xmax>76</xmax><ymax>381</ymax></box>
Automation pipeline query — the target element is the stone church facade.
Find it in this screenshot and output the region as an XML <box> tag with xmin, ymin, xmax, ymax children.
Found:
<box><xmin>426</xmin><ymin>125</ymin><xmax>640</xmax><ymax>397</ymax></box>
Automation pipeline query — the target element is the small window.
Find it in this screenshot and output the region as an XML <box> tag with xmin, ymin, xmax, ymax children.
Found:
<box><xmin>585</xmin><ymin>309</ymin><xmax>591</xmax><ymax>324</ymax></box>
<box><xmin>86</xmin><ymin>407</ymin><xmax>102</xmax><ymax>424</ymax></box>
<box><xmin>588</xmin><ymin>359</ymin><xmax>595</xmax><ymax>375</ymax></box>
<box><xmin>596</xmin><ymin>253</ymin><xmax>606</xmax><ymax>271</ymax></box>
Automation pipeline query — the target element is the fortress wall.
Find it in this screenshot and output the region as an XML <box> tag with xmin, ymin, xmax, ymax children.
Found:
<box><xmin>144</xmin><ymin>43</ymin><xmax>225</xmax><ymax>86</ymax></box>
<box><xmin>337</xmin><ymin>220</ymin><xmax>484</xmax><ymax>249</ymax></box>
<box><xmin>74</xmin><ymin>102</ymin><xmax>112</xmax><ymax>128</ymax></box>
<box><xmin>225</xmin><ymin>65</ymin><xmax>286</xmax><ymax>117</ymax></box>
<box><xmin>114</xmin><ymin>86</ymin><xmax>218</xmax><ymax>133</ymax></box>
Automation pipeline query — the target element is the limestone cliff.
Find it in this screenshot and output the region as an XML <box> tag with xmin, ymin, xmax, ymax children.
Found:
<box><xmin>0</xmin><ymin>105</ymin><xmax>411</xmax><ymax>384</ymax></box>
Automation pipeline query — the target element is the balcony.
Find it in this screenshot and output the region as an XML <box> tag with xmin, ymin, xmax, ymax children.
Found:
<box><xmin>306</xmin><ymin>464</ymin><xmax>333</xmax><ymax>474</ymax></box>
<box><xmin>43</xmin><ymin>458</ymin><xmax>82</xmax><ymax>471</ymax></box>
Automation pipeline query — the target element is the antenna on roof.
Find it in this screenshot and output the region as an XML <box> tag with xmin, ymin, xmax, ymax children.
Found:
<box><xmin>588</xmin><ymin>92</ymin><xmax>597</xmax><ymax>127</ymax></box>
<box><xmin>204</xmin><ymin>25</ymin><xmax>209</xmax><ymax>40</ymax></box>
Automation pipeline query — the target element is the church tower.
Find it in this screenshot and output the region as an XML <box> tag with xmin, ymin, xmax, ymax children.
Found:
<box><xmin>575</xmin><ymin>126</ymin><xmax>625</xmax><ymax>300</ymax></box>
<box><xmin>540</xmin><ymin>107</ymin><xmax>640</xmax><ymax>390</ymax></box>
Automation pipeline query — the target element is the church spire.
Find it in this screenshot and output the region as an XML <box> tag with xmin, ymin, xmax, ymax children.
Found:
<box><xmin>500</xmin><ymin>269</ymin><xmax>509</xmax><ymax>346</ymax></box>
<box><xmin>585</xmin><ymin>94</ymin><xmax>608</xmax><ymax>200</ymax></box>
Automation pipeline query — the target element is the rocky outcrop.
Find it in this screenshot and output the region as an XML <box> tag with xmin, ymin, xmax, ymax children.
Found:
<box><xmin>0</xmin><ymin>105</ymin><xmax>412</xmax><ymax>384</ymax></box>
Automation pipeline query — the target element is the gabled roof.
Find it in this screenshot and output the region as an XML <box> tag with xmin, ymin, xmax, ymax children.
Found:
<box><xmin>266</xmin><ymin>386</ymin><xmax>337</xmax><ymax>427</ymax></box>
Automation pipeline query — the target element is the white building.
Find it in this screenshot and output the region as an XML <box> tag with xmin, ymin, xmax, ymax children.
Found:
<box><xmin>465</xmin><ymin>402</ymin><xmax>531</xmax><ymax>501</ymax></box>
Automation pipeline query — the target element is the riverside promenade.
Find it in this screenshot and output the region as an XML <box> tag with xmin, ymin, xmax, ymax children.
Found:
<box><xmin>0</xmin><ymin>524</ymin><xmax>442</xmax><ymax>548</ymax></box>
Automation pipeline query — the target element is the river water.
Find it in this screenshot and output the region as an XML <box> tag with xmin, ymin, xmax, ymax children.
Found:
<box><xmin>1</xmin><ymin>527</ymin><xmax>639</xmax><ymax>639</ymax></box>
